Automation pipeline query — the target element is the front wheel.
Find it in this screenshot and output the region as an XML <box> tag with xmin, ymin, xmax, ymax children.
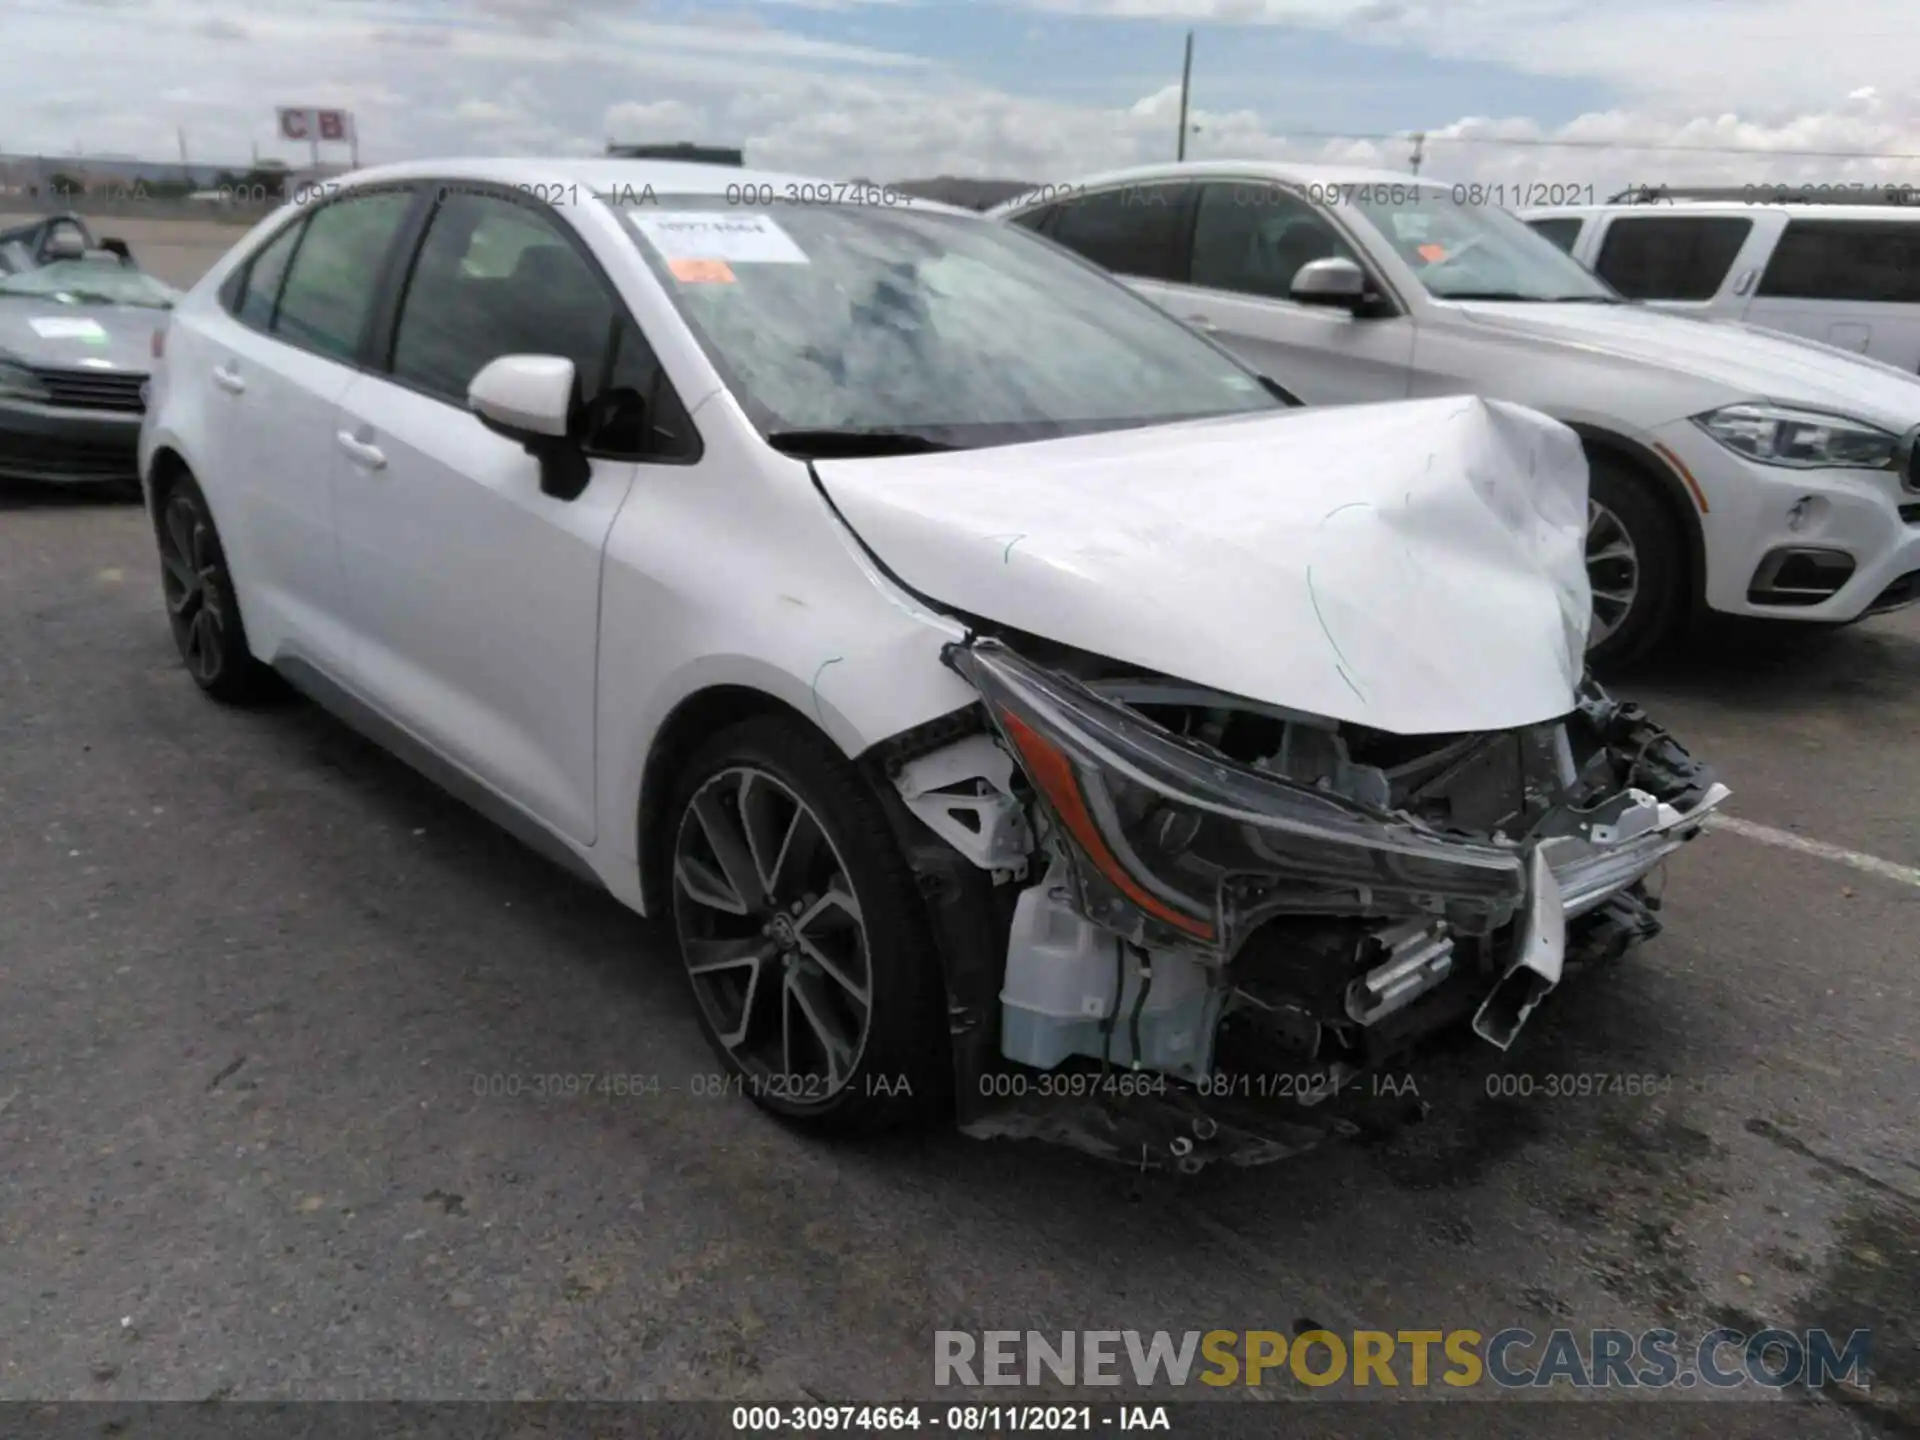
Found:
<box><xmin>665</xmin><ymin>714</ymin><xmax>951</xmax><ymax>1134</ymax></box>
<box><xmin>1584</xmin><ymin>457</ymin><xmax>1685</xmax><ymax>669</ymax></box>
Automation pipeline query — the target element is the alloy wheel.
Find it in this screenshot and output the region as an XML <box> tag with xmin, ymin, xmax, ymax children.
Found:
<box><xmin>1585</xmin><ymin>498</ymin><xmax>1642</xmax><ymax>649</ymax></box>
<box><xmin>159</xmin><ymin>493</ymin><xmax>227</xmax><ymax>684</ymax></box>
<box><xmin>671</xmin><ymin>766</ymin><xmax>874</xmax><ymax>1100</ymax></box>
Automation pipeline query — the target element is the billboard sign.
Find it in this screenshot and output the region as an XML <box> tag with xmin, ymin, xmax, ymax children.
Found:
<box><xmin>276</xmin><ymin>107</ymin><xmax>354</xmax><ymax>143</ymax></box>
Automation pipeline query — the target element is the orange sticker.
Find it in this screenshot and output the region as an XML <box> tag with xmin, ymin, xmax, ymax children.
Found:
<box><xmin>669</xmin><ymin>257</ymin><xmax>736</xmax><ymax>283</ymax></box>
<box><xmin>1417</xmin><ymin>243</ymin><xmax>1448</xmax><ymax>263</ymax></box>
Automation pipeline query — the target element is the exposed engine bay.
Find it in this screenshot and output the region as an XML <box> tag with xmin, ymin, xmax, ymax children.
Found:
<box><xmin>883</xmin><ymin>634</ymin><xmax>1728</xmax><ymax>1173</ymax></box>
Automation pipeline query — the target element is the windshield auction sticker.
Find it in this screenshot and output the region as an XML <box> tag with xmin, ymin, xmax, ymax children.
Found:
<box><xmin>633</xmin><ymin>212</ymin><xmax>809</xmax><ymax>265</ymax></box>
<box><xmin>29</xmin><ymin>316</ymin><xmax>108</xmax><ymax>340</ymax></box>
<box><xmin>666</xmin><ymin>258</ymin><xmax>737</xmax><ymax>284</ymax></box>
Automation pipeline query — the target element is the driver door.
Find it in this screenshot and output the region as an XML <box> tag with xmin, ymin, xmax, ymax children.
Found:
<box><xmin>327</xmin><ymin>185</ymin><xmax>665</xmax><ymax>846</ymax></box>
<box><xmin>1154</xmin><ymin>180</ymin><xmax>1414</xmax><ymax>405</ymax></box>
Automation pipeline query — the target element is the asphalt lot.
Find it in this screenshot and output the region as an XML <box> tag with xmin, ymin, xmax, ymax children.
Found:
<box><xmin>2</xmin><ymin>225</ymin><xmax>1917</xmax><ymax>1434</ymax></box>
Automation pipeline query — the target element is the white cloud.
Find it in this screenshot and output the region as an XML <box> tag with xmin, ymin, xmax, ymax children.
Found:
<box><xmin>3</xmin><ymin>0</ymin><xmax>1919</xmax><ymax>194</ymax></box>
<box><xmin>604</xmin><ymin>99</ymin><xmax>714</xmax><ymax>145</ymax></box>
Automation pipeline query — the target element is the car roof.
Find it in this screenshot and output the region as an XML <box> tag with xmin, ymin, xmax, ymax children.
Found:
<box><xmin>1517</xmin><ymin>201</ymin><xmax>1920</xmax><ymax>223</ymax></box>
<box><xmin>988</xmin><ymin>158</ymin><xmax>1445</xmax><ymax>211</ymax></box>
<box><xmin>334</xmin><ymin>157</ymin><xmax>975</xmax><ymax>216</ymax></box>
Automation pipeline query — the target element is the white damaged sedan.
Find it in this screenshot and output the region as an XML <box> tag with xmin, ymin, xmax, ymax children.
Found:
<box><xmin>141</xmin><ymin>159</ymin><xmax>1728</xmax><ymax>1167</ymax></box>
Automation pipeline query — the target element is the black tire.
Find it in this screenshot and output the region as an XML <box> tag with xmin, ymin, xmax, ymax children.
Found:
<box><xmin>153</xmin><ymin>470</ymin><xmax>273</xmax><ymax>704</ymax></box>
<box><xmin>1585</xmin><ymin>455</ymin><xmax>1685</xmax><ymax>670</ymax></box>
<box><xmin>665</xmin><ymin>714</ymin><xmax>950</xmax><ymax>1135</ymax></box>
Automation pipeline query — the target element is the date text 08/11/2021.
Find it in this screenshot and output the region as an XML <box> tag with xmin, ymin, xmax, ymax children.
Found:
<box><xmin>731</xmin><ymin>1405</ymin><xmax>1168</xmax><ymax>1434</ymax></box>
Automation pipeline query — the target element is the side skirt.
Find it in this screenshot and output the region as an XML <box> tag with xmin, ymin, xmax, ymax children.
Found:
<box><xmin>273</xmin><ymin>655</ymin><xmax>607</xmax><ymax>893</ymax></box>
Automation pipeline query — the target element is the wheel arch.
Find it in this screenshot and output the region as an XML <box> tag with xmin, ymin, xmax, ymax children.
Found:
<box><xmin>145</xmin><ymin>444</ymin><xmax>192</xmax><ymax>525</ymax></box>
<box><xmin>1560</xmin><ymin>421</ymin><xmax>1707</xmax><ymax>618</ymax></box>
<box><xmin>634</xmin><ymin>685</ymin><xmax>829</xmax><ymax>918</ymax></box>
<box><xmin>632</xmin><ymin>681</ymin><xmax>991</xmax><ymax>1123</ymax></box>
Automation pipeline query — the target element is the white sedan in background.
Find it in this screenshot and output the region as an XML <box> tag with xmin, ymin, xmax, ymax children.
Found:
<box><xmin>139</xmin><ymin>158</ymin><xmax>1725</xmax><ymax>1170</ymax></box>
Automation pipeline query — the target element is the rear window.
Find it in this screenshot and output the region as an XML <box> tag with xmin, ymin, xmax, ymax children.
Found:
<box><xmin>1593</xmin><ymin>216</ymin><xmax>1752</xmax><ymax>301</ymax></box>
<box><xmin>229</xmin><ymin>217</ymin><xmax>304</xmax><ymax>330</ymax></box>
<box><xmin>1526</xmin><ymin>216</ymin><xmax>1584</xmax><ymax>254</ymax></box>
<box><xmin>1758</xmin><ymin>220</ymin><xmax>1920</xmax><ymax>304</ymax></box>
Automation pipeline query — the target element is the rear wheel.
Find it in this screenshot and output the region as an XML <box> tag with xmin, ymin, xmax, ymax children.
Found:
<box><xmin>1585</xmin><ymin>456</ymin><xmax>1684</xmax><ymax>669</ymax></box>
<box><xmin>155</xmin><ymin>471</ymin><xmax>272</xmax><ymax>704</ymax></box>
<box><xmin>666</xmin><ymin>714</ymin><xmax>950</xmax><ymax>1133</ymax></box>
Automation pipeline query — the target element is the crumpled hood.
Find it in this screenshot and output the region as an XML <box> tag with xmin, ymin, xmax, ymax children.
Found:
<box><xmin>814</xmin><ymin>396</ymin><xmax>1591</xmax><ymax>736</ymax></box>
<box><xmin>0</xmin><ymin>297</ymin><xmax>157</xmax><ymax>375</ymax></box>
<box><xmin>1454</xmin><ymin>302</ymin><xmax>1920</xmax><ymax>426</ymax></box>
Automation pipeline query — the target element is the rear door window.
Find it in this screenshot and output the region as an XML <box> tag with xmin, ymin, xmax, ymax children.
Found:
<box><xmin>1526</xmin><ymin>216</ymin><xmax>1584</xmax><ymax>254</ymax></box>
<box><xmin>1592</xmin><ymin>215</ymin><xmax>1753</xmax><ymax>301</ymax></box>
<box><xmin>1046</xmin><ymin>182</ymin><xmax>1194</xmax><ymax>281</ymax></box>
<box><xmin>1008</xmin><ymin>206</ymin><xmax>1055</xmax><ymax>235</ymax></box>
<box><xmin>271</xmin><ymin>190</ymin><xmax>415</xmax><ymax>362</ymax></box>
<box><xmin>1757</xmin><ymin>220</ymin><xmax>1920</xmax><ymax>303</ymax></box>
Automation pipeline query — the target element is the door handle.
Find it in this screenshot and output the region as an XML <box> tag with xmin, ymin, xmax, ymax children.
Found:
<box><xmin>336</xmin><ymin>430</ymin><xmax>387</xmax><ymax>471</ymax></box>
<box><xmin>1185</xmin><ymin>314</ymin><xmax>1220</xmax><ymax>333</ymax></box>
<box><xmin>212</xmin><ymin>364</ymin><xmax>245</xmax><ymax>395</ymax></box>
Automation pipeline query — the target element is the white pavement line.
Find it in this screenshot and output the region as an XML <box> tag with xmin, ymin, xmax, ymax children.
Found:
<box><xmin>1709</xmin><ymin>814</ymin><xmax>1920</xmax><ymax>891</ymax></box>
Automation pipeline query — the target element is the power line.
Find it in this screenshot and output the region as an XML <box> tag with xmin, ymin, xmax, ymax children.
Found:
<box><xmin>1275</xmin><ymin>127</ymin><xmax>1920</xmax><ymax>162</ymax></box>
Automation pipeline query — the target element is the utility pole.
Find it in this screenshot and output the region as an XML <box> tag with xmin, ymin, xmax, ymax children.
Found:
<box><xmin>177</xmin><ymin>127</ymin><xmax>189</xmax><ymax>167</ymax></box>
<box><xmin>1409</xmin><ymin>132</ymin><xmax>1425</xmax><ymax>176</ymax></box>
<box><xmin>1175</xmin><ymin>29</ymin><xmax>1194</xmax><ymax>162</ymax></box>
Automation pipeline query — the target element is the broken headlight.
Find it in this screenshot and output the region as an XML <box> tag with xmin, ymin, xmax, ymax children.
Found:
<box><xmin>948</xmin><ymin>639</ymin><xmax>1528</xmax><ymax>957</ymax></box>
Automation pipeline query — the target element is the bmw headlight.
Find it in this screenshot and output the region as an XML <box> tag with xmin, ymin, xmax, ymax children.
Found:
<box><xmin>0</xmin><ymin>355</ymin><xmax>49</xmax><ymax>402</ymax></box>
<box><xmin>1693</xmin><ymin>403</ymin><xmax>1898</xmax><ymax>470</ymax></box>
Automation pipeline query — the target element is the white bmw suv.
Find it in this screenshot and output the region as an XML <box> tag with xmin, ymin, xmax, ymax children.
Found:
<box><xmin>991</xmin><ymin>162</ymin><xmax>1920</xmax><ymax>665</ymax></box>
<box><xmin>140</xmin><ymin>158</ymin><xmax>1726</xmax><ymax>1169</ymax></box>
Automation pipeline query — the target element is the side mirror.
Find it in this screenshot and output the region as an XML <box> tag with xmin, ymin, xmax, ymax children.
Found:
<box><xmin>1289</xmin><ymin>256</ymin><xmax>1370</xmax><ymax>311</ymax></box>
<box><xmin>468</xmin><ymin>355</ymin><xmax>590</xmax><ymax>500</ymax></box>
<box><xmin>99</xmin><ymin>237</ymin><xmax>133</xmax><ymax>264</ymax></box>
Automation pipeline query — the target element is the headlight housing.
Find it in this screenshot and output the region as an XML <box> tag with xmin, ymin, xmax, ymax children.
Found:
<box><xmin>0</xmin><ymin>356</ymin><xmax>49</xmax><ymax>402</ymax></box>
<box><xmin>1693</xmin><ymin>403</ymin><xmax>1898</xmax><ymax>470</ymax></box>
<box><xmin>948</xmin><ymin>639</ymin><xmax>1528</xmax><ymax>956</ymax></box>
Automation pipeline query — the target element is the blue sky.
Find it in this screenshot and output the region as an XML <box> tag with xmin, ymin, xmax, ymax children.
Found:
<box><xmin>713</xmin><ymin>0</ymin><xmax>1616</xmax><ymax>138</ymax></box>
<box><xmin>0</xmin><ymin>0</ymin><xmax>1916</xmax><ymax>189</ymax></box>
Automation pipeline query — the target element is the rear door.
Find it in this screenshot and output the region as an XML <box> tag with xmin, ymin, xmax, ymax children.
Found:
<box><xmin>190</xmin><ymin>187</ymin><xmax>418</xmax><ymax>676</ymax></box>
<box><xmin>1155</xmin><ymin>179</ymin><xmax>1413</xmax><ymax>404</ymax></box>
<box><xmin>328</xmin><ymin>183</ymin><xmax>700</xmax><ymax>845</ymax></box>
<box><xmin>1586</xmin><ymin>212</ymin><xmax>1768</xmax><ymax>321</ymax></box>
<box><xmin>1742</xmin><ymin>217</ymin><xmax>1920</xmax><ymax>370</ymax></box>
